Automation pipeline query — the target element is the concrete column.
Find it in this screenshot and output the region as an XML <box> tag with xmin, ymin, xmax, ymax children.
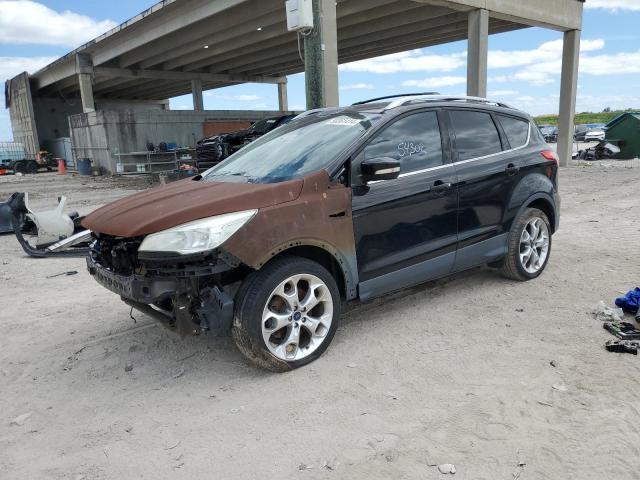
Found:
<box><xmin>76</xmin><ymin>54</ymin><xmax>95</xmax><ymax>113</ymax></box>
<box><xmin>191</xmin><ymin>79</ymin><xmax>204</xmax><ymax>111</ymax></box>
<box><xmin>78</xmin><ymin>74</ymin><xmax>95</xmax><ymax>113</ymax></box>
<box><xmin>304</xmin><ymin>0</ymin><xmax>339</xmax><ymax>109</ymax></box>
<box><xmin>278</xmin><ymin>80</ymin><xmax>289</xmax><ymax>112</ymax></box>
<box><xmin>467</xmin><ymin>8</ymin><xmax>488</xmax><ymax>98</ymax></box>
<box><xmin>557</xmin><ymin>29</ymin><xmax>581</xmax><ymax>167</ymax></box>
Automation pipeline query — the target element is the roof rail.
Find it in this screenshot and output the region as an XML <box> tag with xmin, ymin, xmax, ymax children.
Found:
<box><xmin>293</xmin><ymin>107</ymin><xmax>342</xmax><ymax>120</ymax></box>
<box><xmin>384</xmin><ymin>95</ymin><xmax>514</xmax><ymax>111</ymax></box>
<box><xmin>352</xmin><ymin>92</ymin><xmax>440</xmax><ymax>105</ymax></box>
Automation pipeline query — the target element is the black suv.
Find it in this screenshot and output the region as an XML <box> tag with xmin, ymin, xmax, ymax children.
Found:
<box><xmin>85</xmin><ymin>94</ymin><xmax>559</xmax><ymax>371</ymax></box>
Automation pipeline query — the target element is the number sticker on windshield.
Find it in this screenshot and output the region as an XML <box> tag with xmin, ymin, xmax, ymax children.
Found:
<box><xmin>398</xmin><ymin>141</ymin><xmax>425</xmax><ymax>157</ymax></box>
<box><xmin>326</xmin><ymin>118</ymin><xmax>361</xmax><ymax>126</ymax></box>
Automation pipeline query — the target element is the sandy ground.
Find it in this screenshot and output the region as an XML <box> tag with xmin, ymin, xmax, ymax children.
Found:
<box><xmin>1</xmin><ymin>165</ymin><xmax>640</xmax><ymax>480</ymax></box>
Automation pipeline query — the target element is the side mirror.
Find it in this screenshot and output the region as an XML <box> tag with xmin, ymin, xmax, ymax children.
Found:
<box><xmin>361</xmin><ymin>157</ymin><xmax>401</xmax><ymax>183</ymax></box>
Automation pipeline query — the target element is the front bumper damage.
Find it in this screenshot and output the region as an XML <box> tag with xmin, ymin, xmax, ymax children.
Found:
<box><xmin>86</xmin><ymin>239</ymin><xmax>236</xmax><ymax>336</ymax></box>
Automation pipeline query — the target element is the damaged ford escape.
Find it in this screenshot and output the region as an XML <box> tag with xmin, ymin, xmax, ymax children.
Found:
<box><xmin>84</xmin><ymin>95</ymin><xmax>560</xmax><ymax>371</ymax></box>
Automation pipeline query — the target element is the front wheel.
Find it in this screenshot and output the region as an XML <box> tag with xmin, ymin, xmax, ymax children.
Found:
<box><xmin>232</xmin><ymin>256</ymin><xmax>340</xmax><ymax>371</ymax></box>
<box><xmin>500</xmin><ymin>208</ymin><xmax>552</xmax><ymax>281</ymax></box>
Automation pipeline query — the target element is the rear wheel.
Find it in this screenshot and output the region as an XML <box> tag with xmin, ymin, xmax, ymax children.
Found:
<box><xmin>26</xmin><ymin>161</ymin><xmax>38</xmax><ymax>174</ymax></box>
<box><xmin>500</xmin><ymin>208</ymin><xmax>551</xmax><ymax>281</ymax></box>
<box><xmin>232</xmin><ymin>256</ymin><xmax>340</xmax><ymax>371</ymax></box>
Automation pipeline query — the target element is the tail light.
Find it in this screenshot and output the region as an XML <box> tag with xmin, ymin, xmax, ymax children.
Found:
<box><xmin>541</xmin><ymin>150</ymin><xmax>559</xmax><ymax>167</ymax></box>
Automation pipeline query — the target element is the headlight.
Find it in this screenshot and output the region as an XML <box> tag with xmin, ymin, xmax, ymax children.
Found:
<box><xmin>138</xmin><ymin>209</ymin><xmax>257</xmax><ymax>255</ymax></box>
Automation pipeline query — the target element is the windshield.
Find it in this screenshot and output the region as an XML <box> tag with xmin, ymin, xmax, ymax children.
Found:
<box><xmin>203</xmin><ymin>112</ymin><xmax>379</xmax><ymax>183</ymax></box>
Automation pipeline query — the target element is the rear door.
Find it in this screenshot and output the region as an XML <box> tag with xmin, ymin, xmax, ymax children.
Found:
<box><xmin>351</xmin><ymin>110</ymin><xmax>459</xmax><ymax>300</ymax></box>
<box><xmin>447</xmin><ymin>109</ymin><xmax>530</xmax><ymax>271</ymax></box>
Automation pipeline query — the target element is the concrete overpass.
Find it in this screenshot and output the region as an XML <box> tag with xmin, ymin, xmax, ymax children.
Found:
<box><xmin>7</xmin><ymin>0</ymin><xmax>585</xmax><ymax>170</ymax></box>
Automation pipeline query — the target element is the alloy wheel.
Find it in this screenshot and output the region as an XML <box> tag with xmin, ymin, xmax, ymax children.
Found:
<box><xmin>261</xmin><ymin>273</ymin><xmax>334</xmax><ymax>362</ymax></box>
<box><xmin>519</xmin><ymin>217</ymin><xmax>550</xmax><ymax>274</ymax></box>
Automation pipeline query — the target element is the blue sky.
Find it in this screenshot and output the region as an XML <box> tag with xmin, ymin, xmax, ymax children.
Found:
<box><xmin>1</xmin><ymin>0</ymin><xmax>639</xmax><ymax>140</ymax></box>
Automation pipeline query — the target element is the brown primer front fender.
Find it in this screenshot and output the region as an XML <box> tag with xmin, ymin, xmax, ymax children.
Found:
<box><xmin>222</xmin><ymin>171</ymin><xmax>359</xmax><ymax>299</ymax></box>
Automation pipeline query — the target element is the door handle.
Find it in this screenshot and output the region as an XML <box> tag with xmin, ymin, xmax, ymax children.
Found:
<box><xmin>432</xmin><ymin>181</ymin><xmax>452</xmax><ymax>193</ymax></box>
<box><xmin>505</xmin><ymin>163</ymin><xmax>520</xmax><ymax>176</ymax></box>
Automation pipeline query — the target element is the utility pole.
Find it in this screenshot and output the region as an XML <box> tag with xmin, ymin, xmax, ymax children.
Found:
<box><xmin>304</xmin><ymin>0</ymin><xmax>338</xmax><ymax>110</ymax></box>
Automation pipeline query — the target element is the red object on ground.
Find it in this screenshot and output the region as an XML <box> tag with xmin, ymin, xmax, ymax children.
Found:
<box><xmin>57</xmin><ymin>158</ymin><xmax>66</xmax><ymax>175</ymax></box>
<box><xmin>0</xmin><ymin>169</ymin><xmax>7</xmax><ymax>176</ymax></box>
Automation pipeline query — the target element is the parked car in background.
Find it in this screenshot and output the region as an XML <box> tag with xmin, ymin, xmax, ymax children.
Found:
<box><xmin>574</xmin><ymin>124</ymin><xmax>590</xmax><ymax>142</ymax></box>
<box><xmin>538</xmin><ymin>125</ymin><xmax>558</xmax><ymax>143</ymax></box>
<box><xmin>575</xmin><ymin>123</ymin><xmax>606</xmax><ymax>142</ymax></box>
<box><xmin>196</xmin><ymin>114</ymin><xmax>296</xmax><ymax>169</ymax></box>
<box><xmin>584</xmin><ymin>124</ymin><xmax>606</xmax><ymax>142</ymax></box>
<box><xmin>84</xmin><ymin>94</ymin><xmax>559</xmax><ymax>371</ymax></box>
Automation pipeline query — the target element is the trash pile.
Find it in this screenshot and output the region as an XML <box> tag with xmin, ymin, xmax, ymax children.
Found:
<box><xmin>595</xmin><ymin>288</ymin><xmax>640</xmax><ymax>355</ymax></box>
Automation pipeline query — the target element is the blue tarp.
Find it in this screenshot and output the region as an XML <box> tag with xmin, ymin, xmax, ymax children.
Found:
<box><xmin>615</xmin><ymin>288</ymin><xmax>640</xmax><ymax>313</ymax></box>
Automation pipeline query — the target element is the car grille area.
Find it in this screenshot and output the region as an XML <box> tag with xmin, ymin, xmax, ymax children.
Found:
<box><xmin>91</xmin><ymin>235</ymin><xmax>143</xmax><ymax>276</ymax></box>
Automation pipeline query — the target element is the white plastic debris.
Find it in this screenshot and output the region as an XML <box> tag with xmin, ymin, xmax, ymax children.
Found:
<box><xmin>593</xmin><ymin>300</ymin><xmax>624</xmax><ymax>322</ymax></box>
<box><xmin>10</xmin><ymin>411</ymin><xmax>32</xmax><ymax>426</ymax></box>
<box><xmin>438</xmin><ymin>464</ymin><xmax>456</xmax><ymax>474</ymax></box>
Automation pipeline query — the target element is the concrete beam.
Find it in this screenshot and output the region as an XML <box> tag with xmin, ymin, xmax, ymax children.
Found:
<box><xmin>91</xmin><ymin>0</ymin><xmax>245</xmax><ymax>66</ymax></box>
<box><xmin>240</xmin><ymin>15</ymin><xmax>473</xmax><ymax>76</ymax></box>
<box><xmin>191</xmin><ymin>79</ymin><xmax>204</xmax><ymax>111</ymax></box>
<box><xmin>557</xmin><ymin>29</ymin><xmax>581</xmax><ymax>167</ymax></box>
<box><xmin>93</xmin><ymin>66</ymin><xmax>285</xmax><ymax>85</ymax></box>
<box><xmin>120</xmin><ymin>0</ymin><xmax>283</xmax><ymax>68</ymax></box>
<box><xmin>467</xmin><ymin>9</ymin><xmax>488</xmax><ymax>98</ymax></box>
<box><xmin>179</xmin><ymin>0</ymin><xmax>432</xmax><ymax>73</ymax></box>
<box><xmin>186</xmin><ymin>6</ymin><xmax>457</xmax><ymax>75</ymax></box>
<box><xmin>243</xmin><ymin>19</ymin><xmax>520</xmax><ymax>79</ymax></box>
<box><xmin>414</xmin><ymin>0</ymin><xmax>583</xmax><ymax>31</ymax></box>
<box><xmin>278</xmin><ymin>80</ymin><xmax>288</xmax><ymax>112</ymax></box>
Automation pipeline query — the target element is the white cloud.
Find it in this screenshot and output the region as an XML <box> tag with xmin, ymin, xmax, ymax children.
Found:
<box><xmin>0</xmin><ymin>56</ymin><xmax>57</xmax><ymax>83</ymax></box>
<box><xmin>580</xmin><ymin>50</ymin><xmax>640</xmax><ymax>75</ymax></box>
<box><xmin>204</xmin><ymin>93</ymin><xmax>262</xmax><ymax>101</ymax></box>
<box><xmin>0</xmin><ymin>1</ymin><xmax>117</xmax><ymax>47</ymax></box>
<box><xmin>513</xmin><ymin>70</ymin><xmax>556</xmax><ymax>86</ymax></box>
<box><xmin>488</xmin><ymin>39</ymin><xmax>605</xmax><ymax>69</ymax></box>
<box><xmin>489</xmin><ymin>90</ymin><xmax>519</xmax><ymax>96</ymax></box>
<box><xmin>341</xmin><ymin>50</ymin><xmax>466</xmax><ymax>74</ymax></box>
<box><xmin>339</xmin><ymin>83</ymin><xmax>374</xmax><ymax>91</ymax></box>
<box><xmin>402</xmin><ymin>76</ymin><xmax>466</xmax><ymax>88</ymax></box>
<box><xmin>585</xmin><ymin>0</ymin><xmax>640</xmax><ymax>11</ymax></box>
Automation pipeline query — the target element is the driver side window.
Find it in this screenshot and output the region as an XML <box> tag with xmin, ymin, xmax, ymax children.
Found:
<box><xmin>362</xmin><ymin>111</ymin><xmax>443</xmax><ymax>177</ymax></box>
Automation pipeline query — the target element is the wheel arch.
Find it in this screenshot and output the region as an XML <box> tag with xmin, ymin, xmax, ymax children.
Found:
<box><xmin>253</xmin><ymin>241</ymin><xmax>358</xmax><ymax>301</ymax></box>
<box><xmin>525</xmin><ymin>196</ymin><xmax>557</xmax><ymax>234</ymax></box>
<box><xmin>508</xmin><ymin>173</ymin><xmax>558</xmax><ymax>234</ymax></box>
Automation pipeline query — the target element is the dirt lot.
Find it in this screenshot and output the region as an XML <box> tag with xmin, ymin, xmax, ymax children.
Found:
<box><xmin>1</xmin><ymin>165</ymin><xmax>639</xmax><ymax>479</ymax></box>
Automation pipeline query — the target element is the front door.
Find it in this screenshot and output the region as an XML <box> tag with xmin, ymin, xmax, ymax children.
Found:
<box><xmin>351</xmin><ymin>110</ymin><xmax>458</xmax><ymax>300</ymax></box>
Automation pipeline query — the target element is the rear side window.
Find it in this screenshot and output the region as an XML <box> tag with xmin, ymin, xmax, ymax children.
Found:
<box><xmin>363</xmin><ymin>111</ymin><xmax>443</xmax><ymax>175</ymax></box>
<box><xmin>498</xmin><ymin>115</ymin><xmax>530</xmax><ymax>148</ymax></box>
<box><xmin>449</xmin><ymin>110</ymin><xmax>502</xmax><ymax>161</ymax></box>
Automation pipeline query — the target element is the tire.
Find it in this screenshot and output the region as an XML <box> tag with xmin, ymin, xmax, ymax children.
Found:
<box><xmin>13</xmin><ymin>161</ymin><xmax>26</xmax><ymax>174</ymax></box>
<box><xmin>500</xmin><ymin>208</ymin><xmax>552</xmax><ymax>281</ymax></box>
<box><xmin>26</xmin><ymin>161</ymin><xmax>38</xmax><ymax>174</ymax></box>
<box><xmin>232</xmin><ymin>256</ymin><xmax>341</xmax><ymax>372</ymax></box>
